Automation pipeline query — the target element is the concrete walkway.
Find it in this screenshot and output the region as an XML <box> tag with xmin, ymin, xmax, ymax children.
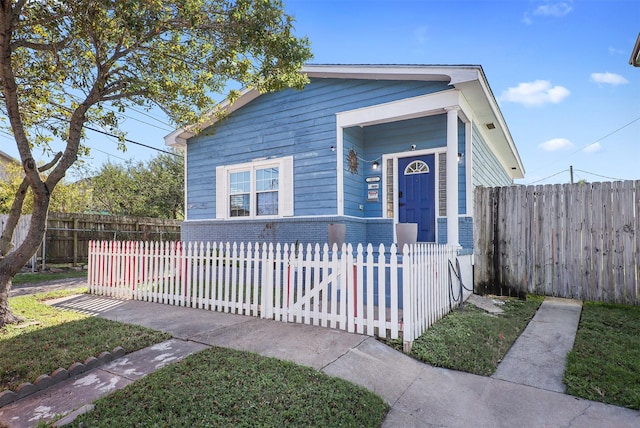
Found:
<box><xmin>1</xmin><ymin>292</ymin><xmax>638</xmax><ymax>427</ymax></box>
<box><xmin>492</xmin><ymin>297</ymin><xmax>583</xmax><ymax>392</ymax></box>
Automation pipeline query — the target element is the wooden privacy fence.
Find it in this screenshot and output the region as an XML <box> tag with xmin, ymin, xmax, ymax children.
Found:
<box><xmin>44</xmin><ymin>213</ymin><xmax>181</xmax><ymax>265</ymax></box>
<box><xmin>474</xmin><ymin>181</ymin><xmax>639</xmax><ymax>305</ymax></box>
<box><xmin>88</xmin><ymin>240</ymin><xmax>465</xmax><ymax>349</ymax></box>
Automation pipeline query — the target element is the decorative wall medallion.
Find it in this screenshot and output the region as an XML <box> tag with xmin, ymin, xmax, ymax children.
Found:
<box><xmin>347</xmin><ymin>148</ymin><xmax>359</xmax><ymax>174</ymax></box>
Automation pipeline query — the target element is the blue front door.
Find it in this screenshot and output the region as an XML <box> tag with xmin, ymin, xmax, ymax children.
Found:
<box><xmin>398</xmin><ymin>155</ymin><xmax>436</xmax><ymax>242</ymax></box>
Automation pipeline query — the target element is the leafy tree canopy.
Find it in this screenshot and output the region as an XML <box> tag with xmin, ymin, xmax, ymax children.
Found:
<box><xmin>91</xmin><ymin>151</ymin><xmax>184</xmax><ymax>220</ymax></box>
<box><xmin>0</xmin><ymin>161</ymin><xmax>91</xmax><ymax>214</ymax></box>
<box><xmin>0</xmin><ymin>0</ymin><xmax>312</xmax><ymax>325</ymax></box>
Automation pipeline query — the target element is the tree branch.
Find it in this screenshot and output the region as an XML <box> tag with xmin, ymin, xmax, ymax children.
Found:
<box><xmin>0</xmin><ymin>152</ymin><xmax>61</xmax><ymax>256</ymax></box>
<box><xmin>11</xmin><ymin>36</ymin><xmax>71</xmax><ymax>52</ymax></box>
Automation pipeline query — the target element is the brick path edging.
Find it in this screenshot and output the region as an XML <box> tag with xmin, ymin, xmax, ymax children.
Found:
<box><xmin>0</xmin><ymin>346</ymin><xmax>125</xmax><ymax>407</ymax></box>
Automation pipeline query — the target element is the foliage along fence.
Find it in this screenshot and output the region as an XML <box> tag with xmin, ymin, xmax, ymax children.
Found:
<box><xmin>474</xmin><ymin>181</ymin><xmax>639</xmax><ymax>305</ymax></box>
<box><xmin>88</xmin><ymin>240</ymin><xmax>467</xmax><ymax>349</ymax></box>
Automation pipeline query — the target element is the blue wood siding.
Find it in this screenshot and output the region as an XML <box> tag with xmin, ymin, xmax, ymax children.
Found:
<box><xmin>185</xmin><ymin>78</ymin><xmax>450</xmax><ymax>220</ymax></box>
<box><xmin>471</xmin><ymin>124</ymin><xmax>513</xmax><ymax>187</ymax></box>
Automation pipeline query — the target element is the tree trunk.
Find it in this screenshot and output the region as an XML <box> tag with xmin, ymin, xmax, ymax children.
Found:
<box><xmin>0</xmin><ymin>194</ymin><xmax>50</xmax><ymax>327</ymax></box>
<box><xmin>0</xmin><ymin>272</ymin><xmax>23</xmax><ymax>326</ymax></box>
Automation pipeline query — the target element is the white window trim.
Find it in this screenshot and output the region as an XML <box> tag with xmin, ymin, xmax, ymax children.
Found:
<box><xmin>216</xmin><ymin>156</ymin><xmax>293</xmax><ymax>219</ymax></box>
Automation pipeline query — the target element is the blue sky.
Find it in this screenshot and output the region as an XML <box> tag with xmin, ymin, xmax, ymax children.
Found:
<box><xmin>3</xmin><ymin>0</ymin><xmax>639</xmax><ymax>185</ymax></box>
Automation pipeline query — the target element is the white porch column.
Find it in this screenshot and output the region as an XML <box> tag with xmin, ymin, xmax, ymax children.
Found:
<box><xmin>445</xmin><ymin>106</ymin><xmax>460</xmax><ymax>247</ymax></box>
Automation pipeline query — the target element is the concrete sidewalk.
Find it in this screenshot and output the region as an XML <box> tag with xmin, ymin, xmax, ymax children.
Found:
<box><xmin>1</xmin><ymin>294</ymin><xmax>638</xmax><ymax>427</ymax></box>
<box><xmin>492</xmin><ymin>297</ymin><xmax>583</xmax><ymax>392</ymax></box>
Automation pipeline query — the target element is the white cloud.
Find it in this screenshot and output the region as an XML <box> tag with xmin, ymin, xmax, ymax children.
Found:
<box><xmin>608</xmin><ymin>46</ymin><xmax>625</xmax><ymax>56</ymax></box>
<box><xmin>590</xmin><ymin>72</ymin><xmax>629</xmax><ymax>86</ymax></box>
<box><xmin>524</xmin><ymin>1</ymin><xmax>573</xmax><ymax>24</ymax></box>
<box><xmin>583</xmin><ymin>142</ymin><xmax>602</xmax><ymax>153</ymax></box>
<box><xmin>500</xmin><ymin>80</ymin><xmax>570</xmax><ymax>107</ymax></box>
<box><xmin>534</xmin><ymin>1</ymin><xmax>573</xmax><ymax>17</ymax></box>
<box><xmin>539</xmin><ymin>138</ymin><xmax>574</xmax><ymax>151</ymax></box>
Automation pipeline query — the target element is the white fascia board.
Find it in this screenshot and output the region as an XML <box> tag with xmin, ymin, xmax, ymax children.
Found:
<box><xmin>479</xmin><ymin>74</ymin><xmax>525</xmax><ymax>178</ymax></box>
<box><xmin>302</xmin><ymin>64</ymin><xmax>480</xmax><ymax>85</ymax></box>
<box><xmin>336</xmin><ymin>90</ymin><xmax>462</xmax><ymax>128</ymax></box>
<box><xmin>452</xmin><ymin>85</ymin><xmax>524</xmax><ymax>179</ymax></box>
<box><xmin>164</xmin><ymin>128</ymin><xmax>193</xmax><ymax>148</ymax></box>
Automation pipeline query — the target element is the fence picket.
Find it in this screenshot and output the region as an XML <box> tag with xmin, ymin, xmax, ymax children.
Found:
<box><xmin>390</xmin><ymin>244</ymin><xmax>399</xmax><ymax>338</ymax></box>
<box><xmin>365</xmin><ymin>244</ymin><xmax>375</xmax><ymax>336</ymax></box>
<box><xmin>635</xmin><ymin>181</ymin><xmax>640</xmax><ymax>305</ymax></box>
<box><xmin>621</xmin><ymin>181</ymin><xmax>636</xmax><ymax>305</ymax></box>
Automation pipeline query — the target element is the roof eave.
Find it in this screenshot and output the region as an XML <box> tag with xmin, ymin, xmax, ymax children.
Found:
<box><xmin>630</xmin><ymin>33</ymin><xmax>640</xmax><ymax>67</ymax></box>
<box><xmin>164</xmin><ymin>64</ymin><xmax>526</xmax><ymax>180</ymax></box>
<box><xmin>301</xmin><ymin>64</ymin><xmax>481</xmax><ymax>85</ymax></box>
<box><xmin>462</xmin><ymin>69</ymin><xmax>525</xmax><ymax>179</ymax></box>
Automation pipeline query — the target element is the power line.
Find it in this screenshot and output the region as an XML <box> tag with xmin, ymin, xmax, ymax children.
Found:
<box><xmin>84</xmin><ymin>145</ymin><xmax>129</xmax><ymax>162</ymax></box>
<box><xmin>573</xmin><ymin>168</ymin><xmax>627</xmax><ymax>182</ymax></box>
<box><xmin>126</xmin><ymin>105</ymin><xmax>174</xmax><ymax>129</ymax></box>
<box><xmin>84</xmin><ymin>126</ymin><xmax>182</xmax><ymax>157</ymax></box>
<box><xmin>525</xmin><ymin>169</ymin><xmax>568</xmax><ymax>185</ymax></box>
<box><xmin>579</xmin><ymin>116</ymin><xmax>640</xmax><ymax>152</ymax></box>
<box><xmin>525</xmin><ymin>115</ymin><xmax>640</xmax><ymax>176</ymax></box>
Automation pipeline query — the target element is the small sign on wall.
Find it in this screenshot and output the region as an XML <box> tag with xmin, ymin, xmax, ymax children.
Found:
<box><xmin>366</xmin><ymin>176</ymin><xmax>380</xmax><ymax>201</ymax></box>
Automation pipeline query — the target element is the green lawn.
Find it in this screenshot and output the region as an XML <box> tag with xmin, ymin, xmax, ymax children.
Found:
<box><xmin>3</xmin><ymin>286</ymin><xmax>389</xmax><ymax>427</ymax></box>
<box><xmin>409</xmin><ymin>296</ymin><xmax>543</xmax><ymax>376</ymax></box>
<box><xmin>564</xmin><ymin>302</ymin><xmax>640</xmax><ymax>409</ymax></box>
<box><xmin>404</xmin><ymin>294</ymin><xmax>640</xmax><ymax>410</ymax></box>
<box><xmin>12</xmin><ymin>270</ymin><xmax>87</xmax><ymax>286</ymax></box>
<box><xmin>1</xmin><ymin>289</ymin><xmax>170</xmax><ymax>391</ymax></box>
<box><xmin>68</xmin><ymin>347</ymin><xmax>389</xmax><ymax>427</ymax></box>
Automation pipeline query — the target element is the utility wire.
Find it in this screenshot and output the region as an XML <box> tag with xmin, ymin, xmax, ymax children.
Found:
<box><xmin>577</xmin><ymin>116</ymin><xmax>640</xmax><ymax>153</ymax></box>
<box><xmin>84</xmin><ymin>144</ymin><xmax>129</xmax><ymax>162</ymax></box>
<box><xmin>84</xmin><ymin>126</ymin><xmax>182</xmax><ymax>157</ymax></box>
<box><xmin>573</xmin><ymin>168</ymin><xmax>627</xmax><ymax>182</ymax></box>
<box><xmin>525</xmin><ymin>115</ymin><xmax>640</xmax><ymax>176</ymax></box>
<box><xmin>525</xmin><ymin>169</ymin><xmax>568</xmax><ymax>185</ymax></box>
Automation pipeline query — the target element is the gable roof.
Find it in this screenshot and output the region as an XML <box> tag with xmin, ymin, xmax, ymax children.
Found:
<box><xmin>166</xmin><ymin>64</ymin><xmax>524</xmax><ymax>178</ymax></box>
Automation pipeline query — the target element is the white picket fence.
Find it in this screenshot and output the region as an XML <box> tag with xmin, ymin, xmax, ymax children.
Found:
<box><xmin>87</xmin><ymin>240</ymin><xmax>464</xmax><ymax>349</ymax></box>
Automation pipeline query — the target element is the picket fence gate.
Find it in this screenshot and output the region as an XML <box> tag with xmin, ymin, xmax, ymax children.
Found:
<box><xmin>88</xmin><ymin>240</ymin><xmax>462</xmax><ymax>349</ymax></box>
